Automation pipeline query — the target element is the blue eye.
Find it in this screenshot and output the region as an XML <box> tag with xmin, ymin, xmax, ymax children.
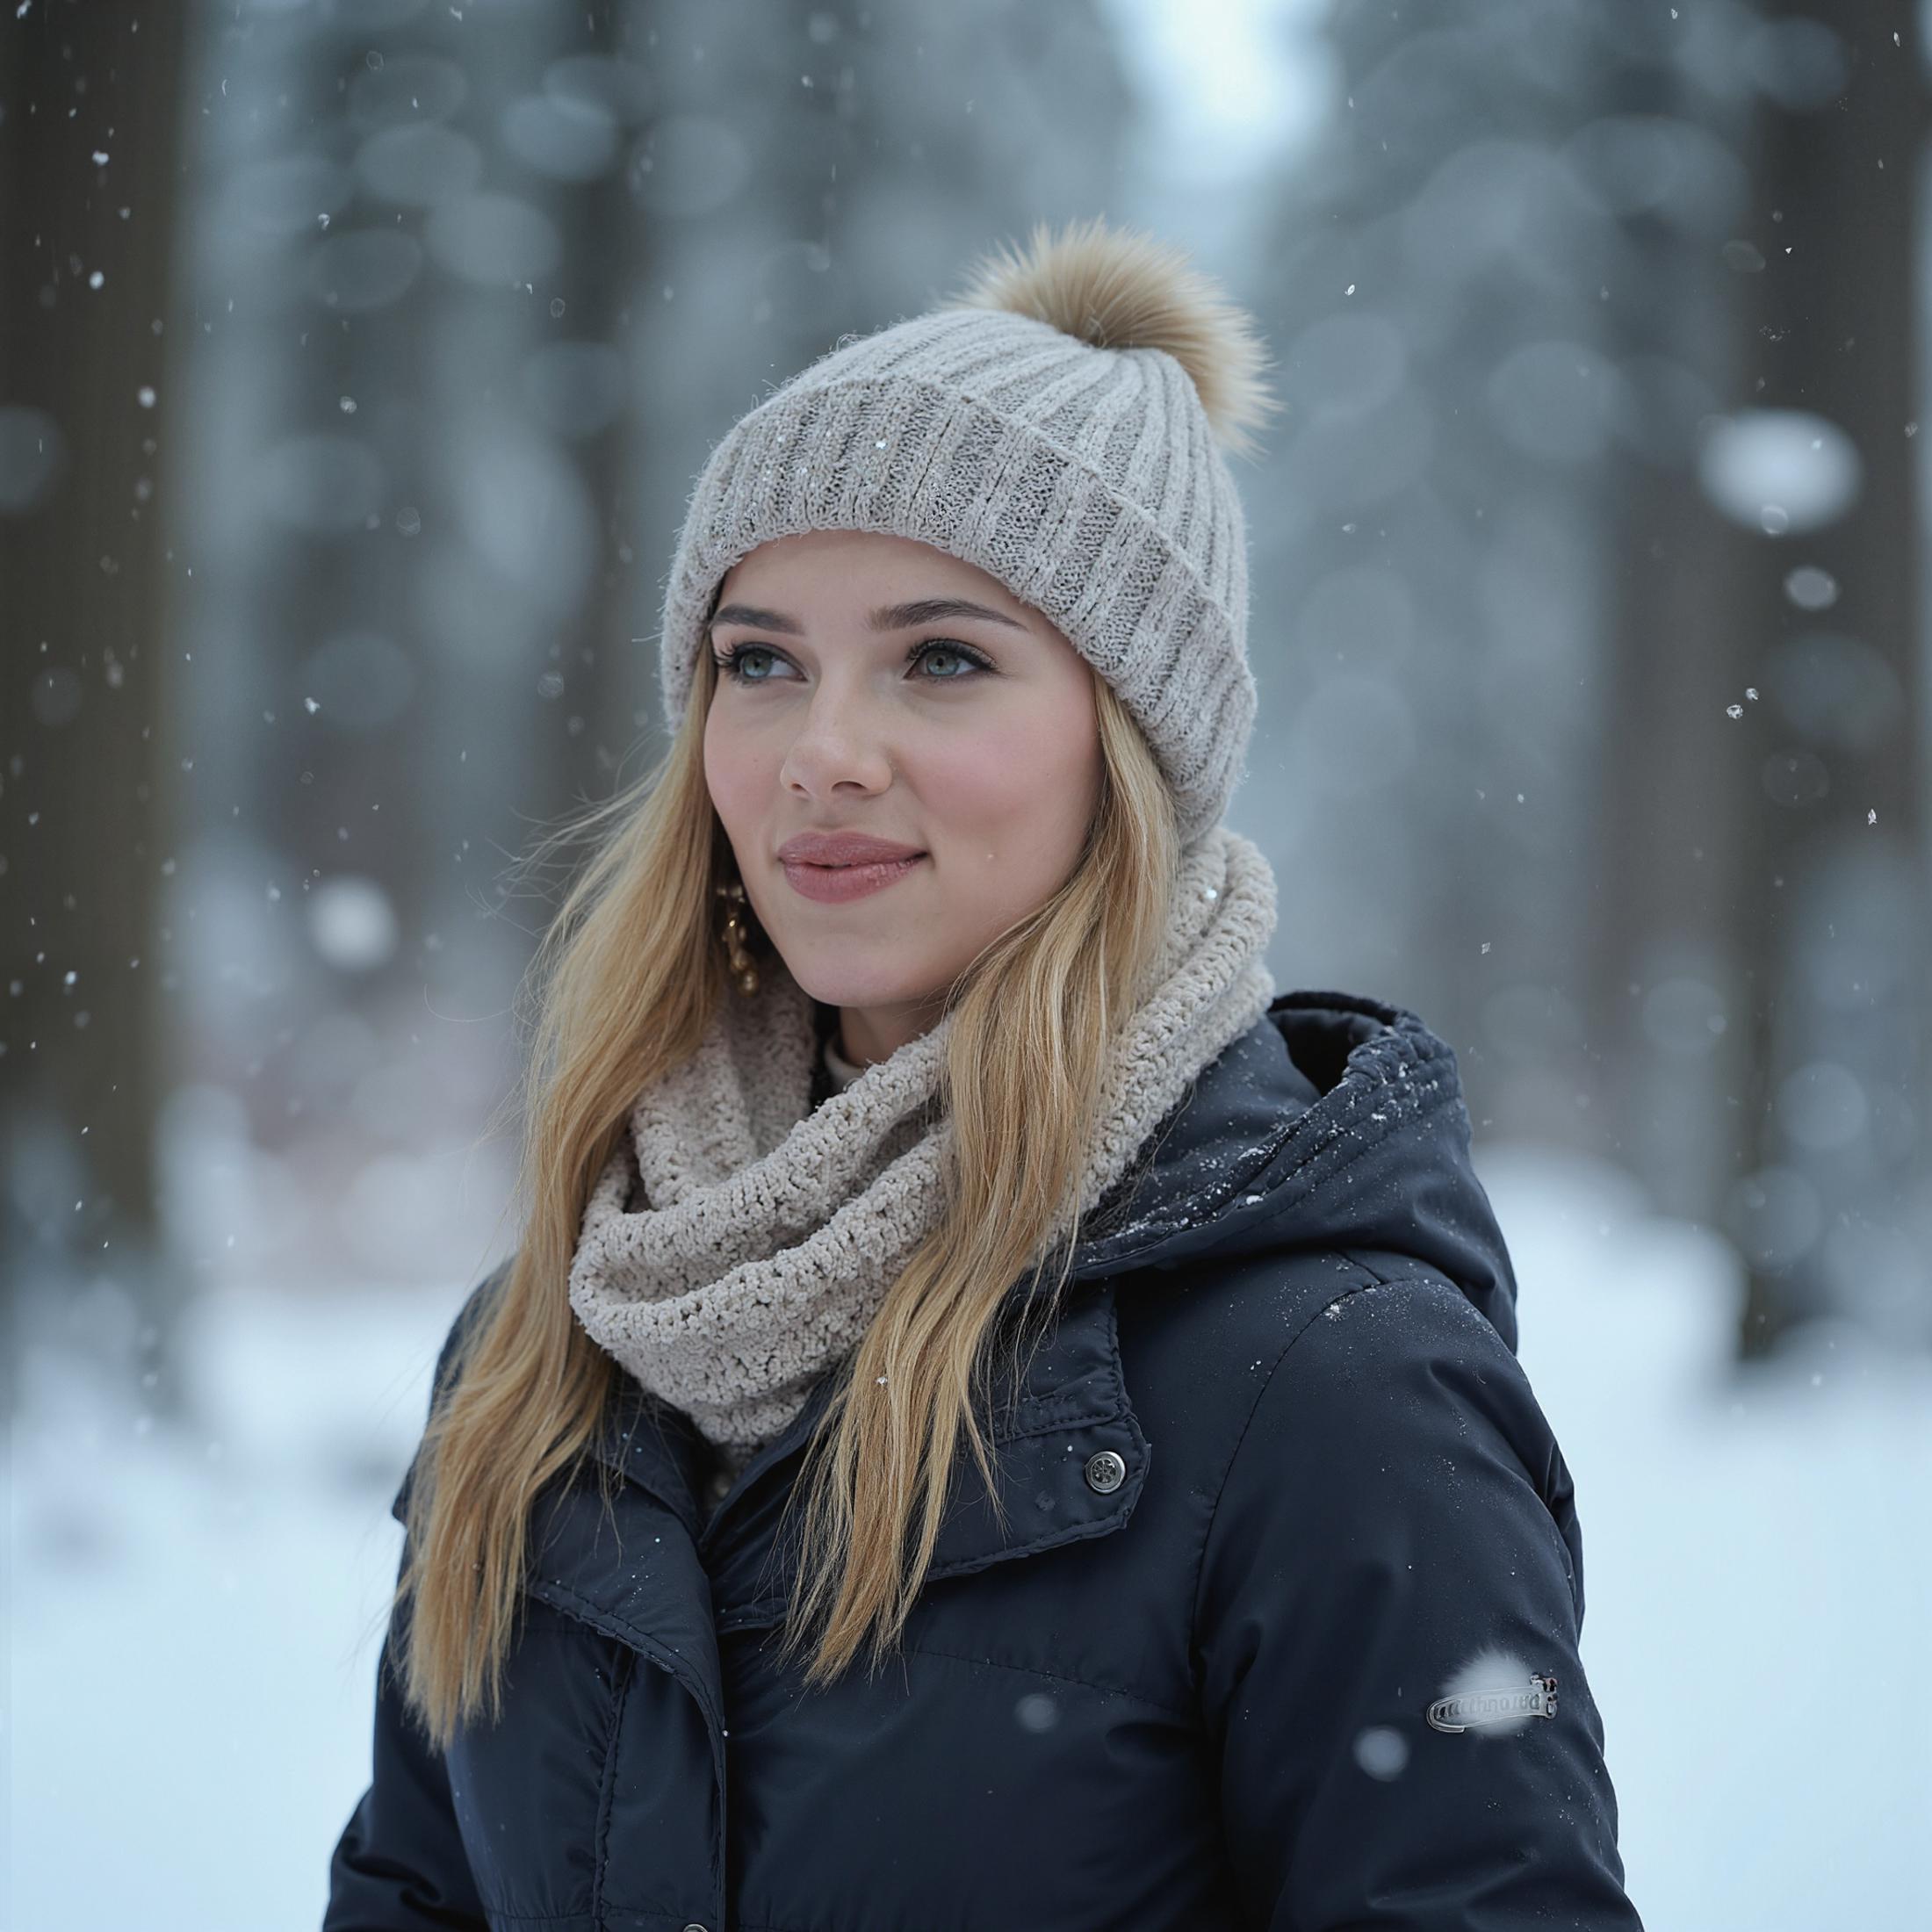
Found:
<box><xmin>710</xmin><ymin>638</ymin><xmax>994</xmax><ymax>684</ymax></box>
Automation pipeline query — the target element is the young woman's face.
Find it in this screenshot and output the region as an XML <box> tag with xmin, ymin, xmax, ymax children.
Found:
<box><xmin>703</xmin><ymin>529</ymin><xmax>1102</xmax><ymax>1063</ymax></box>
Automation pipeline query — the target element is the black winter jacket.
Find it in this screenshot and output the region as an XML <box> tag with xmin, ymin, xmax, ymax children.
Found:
<box><xmin>324</xmin><ymin>989</ymin><xmax>1646</xmax><ymax>1931</ymax></box>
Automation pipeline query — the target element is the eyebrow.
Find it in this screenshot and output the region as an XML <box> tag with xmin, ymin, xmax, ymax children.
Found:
<box><xmin>706</xmin><ymin>596</ymin><xmax>1029</xmax><ymax>637</ymax></box>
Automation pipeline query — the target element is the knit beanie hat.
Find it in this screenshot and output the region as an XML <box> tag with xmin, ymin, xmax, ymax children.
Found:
<box><xmin>654</xmin><ymin>216</ymin><xmax>1280</xmax><ymax>847</ymax></box>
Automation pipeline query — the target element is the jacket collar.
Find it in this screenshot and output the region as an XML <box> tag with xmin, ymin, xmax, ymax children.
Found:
<box><xmin>585</xmin><ymin>1273</ymin><xmax>1149</xmax><ymax>1631</ymax></box>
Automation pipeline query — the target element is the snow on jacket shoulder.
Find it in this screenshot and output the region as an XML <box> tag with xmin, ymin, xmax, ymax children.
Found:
<box><xmin>323</xmin><ymin>989</ymin><xmax>1647</xmax><ymax>1932</ymax></box>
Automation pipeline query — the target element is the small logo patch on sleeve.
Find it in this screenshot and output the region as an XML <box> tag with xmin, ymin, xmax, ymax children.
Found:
<box><xmin>1430</xmin><ymin>1669</ymin><xmax>1561</xmax><ymax>1731</ymax></box>
<box><xmin>1427</xmin><ymin>1644</ymin><xmax>1561</xmax><ymax>1734</ymax></box>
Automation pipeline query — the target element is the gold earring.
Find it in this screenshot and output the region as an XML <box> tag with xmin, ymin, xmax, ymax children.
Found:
<box><xmin>714</xmin><ymin>878</ymin><xmax>760</xmax><ymax>997</ymax></box>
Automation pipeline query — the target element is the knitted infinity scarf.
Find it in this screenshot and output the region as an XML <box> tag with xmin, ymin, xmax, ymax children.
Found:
<box><xmin>567</xmin><ymin>823</ymin><xmax>1279</xmax><ymax>1478</ymax></box>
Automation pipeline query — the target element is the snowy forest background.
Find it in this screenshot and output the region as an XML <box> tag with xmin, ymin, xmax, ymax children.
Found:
<box><xmin>4</xmin><ymin>1</ymin><xmax>1929</xmax><ymax>1927</ymax></box>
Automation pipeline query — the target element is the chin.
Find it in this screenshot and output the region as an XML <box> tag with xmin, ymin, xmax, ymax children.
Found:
<box><xmin>779</xmin><ymin>947</ymin><xmax>938</xmax><ymax>1013</ymax></box>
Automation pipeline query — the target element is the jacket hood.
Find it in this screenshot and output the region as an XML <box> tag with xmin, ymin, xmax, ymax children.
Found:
<box><xmin>1065</xmin><ymin>988</ymin><xmax>1520</xmax><ymax>1353</ymax></box>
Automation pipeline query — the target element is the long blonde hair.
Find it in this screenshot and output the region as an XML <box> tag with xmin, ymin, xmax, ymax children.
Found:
<box><xmin>393</xmin><ymin>639</ymin><xmax>1181</xmax><ymax>1750</ymax></box>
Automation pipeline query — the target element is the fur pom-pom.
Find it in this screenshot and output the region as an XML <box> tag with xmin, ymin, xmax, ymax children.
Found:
<box><xmin>945</xmin><ymin>215</ymin><xmax>1280</xmax><ymax>460</ymax></box>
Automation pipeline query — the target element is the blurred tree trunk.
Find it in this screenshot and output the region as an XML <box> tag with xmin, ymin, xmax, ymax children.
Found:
<box><xmin>0</xmin><ymin>1</ymin><xmax>193</xmax><ymax>1416</ymax></box>
<box><xmin>1592</xmin><ymin>8</ymin><xmax>1931</xmax><ymax>1359</ymax></box>
<box><xmin>523</xmin><ymin>18</ymin><xmax>655</xmax><ymax>818</ymax></box>
<box><xmin>1725</xmin><ymin>8</ymin><xmax>1930</xmax><ymax>1354</ymax></box>
<box><xmin>1584</xmin><ymin>31</ymin><xmax>1771</xmax><ymax>1330</ymax></box>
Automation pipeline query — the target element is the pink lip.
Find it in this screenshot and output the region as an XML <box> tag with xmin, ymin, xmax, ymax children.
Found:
<box><xmin>782</xmin><ymin>853</ymin><xmax>927</xmax><ymax>904</ymax></box>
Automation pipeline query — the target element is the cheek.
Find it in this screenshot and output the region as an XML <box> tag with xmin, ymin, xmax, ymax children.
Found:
<box><xmin>923</xmin><ymin>715</ymin><xmax>1096</xmax><ymax>843</ymax></box>
<box><xmin>703</xmin><ymin>714</ymin><xmax>769</xmax><ymax>826</ymax></box>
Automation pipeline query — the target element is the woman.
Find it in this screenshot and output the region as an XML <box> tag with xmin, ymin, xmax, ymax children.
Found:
<box><xmin>324</xmin><ymin>218</ymin><xmax>1646</xmax><ymax>1931</ymax></box>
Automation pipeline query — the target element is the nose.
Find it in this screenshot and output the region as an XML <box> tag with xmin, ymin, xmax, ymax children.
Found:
<box><xmin>777</xmin><ymin>683</ymin><xmax>896</xmax><ymax>799</ymax></box>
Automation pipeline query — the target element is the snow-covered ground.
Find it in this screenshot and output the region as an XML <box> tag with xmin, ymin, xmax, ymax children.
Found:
<box><xmin>1496</xmin><ymin>1145</ymin><xmax>1932</xmax><ymax>1931</ymax></box>
<box><xmin>8</xmin><ymin>1143</ymin><xmax>1928</xmax><ymax>1931</ymax></box>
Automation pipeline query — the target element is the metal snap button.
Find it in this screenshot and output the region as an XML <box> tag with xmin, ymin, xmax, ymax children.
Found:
<box><xmin>1084</xmin><ymin>1449</ymin><xmax>1127</xmax><ymax>1494</ymax></box>
<box><xmin>681</xmin><ymin>1922</ymin><xmax>709</xmax><ymax>1932</ymax></box>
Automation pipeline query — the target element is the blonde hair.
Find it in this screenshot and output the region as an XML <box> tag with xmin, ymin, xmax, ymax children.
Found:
<box><xmin>393</xmin><ymin>639</ymin><xmax>1180</xmax><ymax>1750</ymax></box>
